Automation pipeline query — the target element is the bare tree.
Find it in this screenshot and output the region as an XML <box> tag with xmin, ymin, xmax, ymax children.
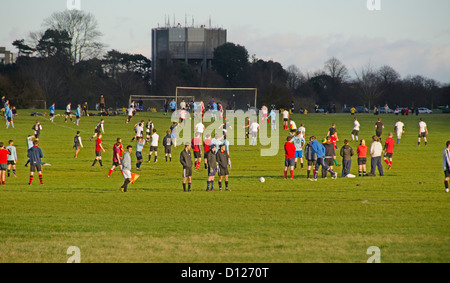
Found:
<box><xmin>286</xmin><ymin>65</ymin><xmax>305</xmax><ymax>90</ymax></box>
<box><xmin>324</xmin><ymin>57</ymin><xmax>349</xmax><ymax>83</ymax></box>
<box><xmin>354</xmin><ymin>63</ymin><xmax>383</xmax><ymax>110</ymax></box>
<box><xmin>43</xmin><ymin>10</ymin><xmax>104</xmax><ymax>64</ymax></box>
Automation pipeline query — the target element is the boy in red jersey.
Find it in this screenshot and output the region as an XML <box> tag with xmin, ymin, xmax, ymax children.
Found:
<box><xmin>108</xmin><ymin>138</ymin><xmax>123</xmax><ymax>177</ymax></box>
<box><xmin>191</xmin><ymin>133</ymin><xmax>202</xmax><ymax>170</ymax></box>
<box><xmin>383</xmin><ymin>132</ymin><xmax>395</xmax><ymax>170</ymax></box>
<box><xmin>284</xmin><ymin>136</ymin><xmax>296</xmax><ymax>179</ymax></box>
<box><xmin>357</xmin><ymin>139</ymin><xmax>368</xmax><ymax>177</ymax></box>
<box><xmin>92</xmin><ymin>134</ymin><xmax>105</xmax><ymax>167</ymax></box>
<box><xmin>203</xmin><ymin>134</ymin><xmax>212</xmax><ymax>169</ymax></box>
<box><xmin>0</xmin><ymin>142</ymin><xmax>10</xmax><ymax>185</ymax></box>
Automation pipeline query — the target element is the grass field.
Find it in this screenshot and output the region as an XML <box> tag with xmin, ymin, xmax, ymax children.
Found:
<box><xmin>0</xmin><ymin>109</ymin><xmax>449</xmax><ymax>263</ymax></box>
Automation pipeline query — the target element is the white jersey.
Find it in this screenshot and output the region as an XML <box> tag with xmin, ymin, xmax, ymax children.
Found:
<box><xmin>419</xmin><ymin>121</ymin><xmax>427</xmax><ymax>133</ymax></box>
<box><xmin>261</xmin><ymin>106</ymin><xmax>268</xmax><ymax>115</ymax></box>
<box><xmin>136</xmin><ymin>125</ymin><xmax>144</xmax><ymax>137</ymax></box>
<box><xmin>353</xmin><ymin>121</ymin><xmax>360</xmax><ymax>131</ymax></box>
<box><xmin>195</xmin><ymin>123</ymin><xmax>205</xmax><ymax>134</ymax></box>
<box><xmin>151</xmin><ymin>133</ymin><xmax>159</xmax><ymax>147</ymax></box>
<box><xmin>127</xmin><ymin>108</ymin><xmax>134</xmax><ymax>116</ymax></box>
<box><xmin>298</xmin><ymin>126</ymin><xmax>306</xmax><ymax>137</ymax></box>
<box><xmin>395</xmin><ymin>121</ymin><xmax>404</xmax><ymax>134</ymax></box>
<box><xmin>250</xmin><ymin>122</ymin><xmax>260</xmax><ymax>133</ymax></box>
<box><xmin>180</xmin><ymin>109</ymin><xmax>187</xmax><ymax>119</ymax></box>
<box><xmin>290</xmin><ymin>121</ymin><xmax>297</xmax><ymax>130</ymax></box>
<box><xmin>282</xmin><ymin>110</ymin><xmax>289</xmax><ymax>119</ymax></box>
<box><xmin>180</xmin><ymin>101</ymin><xmax>186</xmax><ymax>110</ymax></box>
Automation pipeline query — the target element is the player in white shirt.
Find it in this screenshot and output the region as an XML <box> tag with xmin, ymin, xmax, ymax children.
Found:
<box><xmin>298</xmin><ymin>124</ymin><xmax>306</xmax><ymax>138</ymax></box>
<box><xmin>180</xmin><ymin>100</ymin><xmax>186</xmax><ymax>110</ymax></box>
<box><xmin>149</xmin><ymin>129</ymin><xmax>159</xmax><ymax>162</ymax></box>
<box><xmin>195</xmin><ymin>122</ymin><xmax>205</xmax><ymax>137</ymax></box>
<box><xmin>261</xmin><ymin>105</ymin><xmax>269</xmax><ymax>123</ymax></box>
<box><xmin>352</xmin><ymin>118</ymin><xmax>360</xmax><ymax>141</ymax></box>
<box><xmin>250</xmin><ymin>121</ymin><xmax>260</xmax><ymax>146</ymax></box>
<box><xmin>282</xmin><ymin>109</ymin><xmax>289</xmax><ymax>130</ymax></box>
<box><xmin>394</xmin><ymin>118</ymin><xmax>405</xmax><ymax>144</ymax></box>
<box><xmin>418</xmin><ymin>118</ymin><xmax>428</xmax><ymax>146</ymax></box>
<box><xmin>132</xmin><ymin>121</ymin><xmax>144</xmax><ymax>142</ymax></box>
<box><xmin>288</xmin><ymin>119</ymin><xmax>297</xmax><ymax>135</ymax></box>
<box><xmin>126</xmin><ymin>107</ymin><xmax>134</xmax><ymax>124</ymax></box>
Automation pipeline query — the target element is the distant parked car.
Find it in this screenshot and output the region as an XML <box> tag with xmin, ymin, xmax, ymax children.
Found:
<box><xmin>379</xmin><ymin>108</ymin><xmax>394</xmax><ymax>114</ymax></box>
<box><xmin>417</xmin><ymin>107</ymin><xmax>432</xmax><ymax>114</ymax></box>
<box><xmin>443</xmin><ymin>108</ymin><xmax>450</xmax><ymax>113</ymax></box>
<box><xmin>355</xmin><ymin>106</ymin><xmax>369</xmax><ymax>113</ymax></box>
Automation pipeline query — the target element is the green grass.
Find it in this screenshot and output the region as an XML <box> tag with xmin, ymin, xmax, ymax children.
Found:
<box><xmin>0</xmin><ymin>110</ymin><xmax>449</xmax><ymax>263</ymax></box>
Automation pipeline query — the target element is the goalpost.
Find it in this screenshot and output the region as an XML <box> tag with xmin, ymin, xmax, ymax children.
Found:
<box><xmin>129</xmin><ymin>95</ymin><xmax>195</xmax><ymax>112</ymax></box>
<box><xmin>175</xmin><ymin>87</ymin><xmax>258</xmax><ymax>110</ymax></box>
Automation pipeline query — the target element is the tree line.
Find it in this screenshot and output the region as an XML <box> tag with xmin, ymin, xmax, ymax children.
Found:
<box><xmin>1</xmin><ymin>10</ymin><xmax>449</xmax><ymax>112</ymax></box>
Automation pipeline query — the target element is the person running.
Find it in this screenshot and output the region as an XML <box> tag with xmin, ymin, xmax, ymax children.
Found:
<box><xmin>375</xmin><ymin>118</ymin><xmax>384</xmax><ymax>139</ymax></box>
<box><xmin>149</xmin><ymin>129</ymin><xmax>159</xmax><ymax>163</ymax></box>
<box><xmin>192</xmin><ymin>133</ymin><xmax>202</xmax><ymax>170</ymax></box>
<box><xmin>6</xmin><ymin>140</ymin><xmax>17</xmax><ymax>178</ymax></box>
<box><xmin>284</xmin><ymin>136</ymin><xmax>296</xmax><ymax>179</ymax></box>
<box><xmin>162</xmin><ymin>130</ymin><xmax>173</xmax><ymax>162</ymax></box>
<box><xmin>282</xmin><ymin>109</ymin><xmax>289</xmax><ymax>130</ymax></box>
<box><xmin>49</xmin><ymin>103</ymin><xmax>56</xmax><ymax>123</ymax></box>
<box><xmin>340</xmin><ymin>139</ymin><xmax>354</xmax><ymax>177</ymax></box>
<box><xmin>146</xmin><ymin>119</ymin><xmax>154</xmax><ymax>143</ymax></box>
<box><xmin>309</xmin><ymin>136</ymin><xmax>338</xmax><ymax>181</ymax></box>
<box><xmin>292</xmin><ymin>131</ymin><xmax>305</xmax><ymax>169</ymax></box>
<box><xmin>394</xmin><ymin>118</ymin><xmax>405</xmax><ymax>144</ymax></box>
<box><xmin>131</xmin><ymin>121</ymin><xmax>144</xmax><ymax>142</ymax></box>
<box><xmin>73</xmin><ymin>131</ymin><xmax>83</xmax><ymax>158</ymax></box>
<box><xmin>383</xmin><ymin>132</ymin><xmax>395</xmax><ymax>170</ymax></box>
<box><xmin>206</xmin><ymin>144</ymin><xmax>218</xmax><ymax>191</ymax></box>
<box><xmin>27</xmin><ymin>140</ymin><xmax>44</xmax><ymax>185</ymax></box>
<box><xmin>92</xmin><ymin>134</ymin><xmax>105</xmax><ymax>167</ymax></box>
<box><xmin>217</xmin><ymin>144</ymin><xmax>230</xmax><ymax>191</ymax></box>
<box><xmin>322</xmin><ymin>137</ymin><xmax>336</xmax><ymax>178</ymax></box>
<box><xmin>443</xmin><ymin>141</ymin><xmax>450</xmax><ymax>193</ymax></box>
<box><xmin>75</xmin><ymin>104</ymin><xmax>82</xmax><ymax>126</ymax></box>
<box><xmin>135</xmin><ymin>137</ymin><xmax>145</xmax><ymax>171</ymax></box>
<box><xmin>65</xmin><ymin>103</ymin><xmax>73</xmax><ymax>122</ymax></box>
<box><xmin>169</xmin><ymin>99</ymin><xmax>177</xmax><ymax>116</ymax></box>
<box><xmin>352</xmin><ymin>117</ymin><xmax>360</xmax><ymax>142</ymax></box>
<box><xmin>120</xmin><ymin>145</ymin><xmax>133</xmax><ymax>193</ymax></box>
<box><xmin>126</xmin><ymin>105</ymin><xmax>134</xmax><ymax>124</ymax></box>
<box><xmin>369</xmin><ymin>136</ymin><xmax>384</xmax><ymax>176</ymax></box>
<box><xmin>327</xmin><ymin>123</ymin><xmax>337</xmax><ymax>139</ymax></box>
<box><xmin>418</xmin><ymin>118</ymin><xmax>428</xmax><ymax>146</ymax></box>
<box><xmin>357</xmin><ymin>139</ymin><xmax>368</xmax><ymax>177</ymax></box>
<box><xmin>0</xmin><ymin>142</ymin><xmax>9</xmax><ymax>185</ymax></box>
<box><xmin>249</xmin><ymin>120</ymin><xmax>260</xmax><ymax>146</ymax></box>
<box><xmin>218</xmin><ymin>119</ymin><xmax>232</xmax><ymax>138</ymax></box>
<box><xmin>5</xmin><ymin>103</ymin><xmax>14</xmax><ymax>129</ymax></box>
<box><xmin>269</xmin><ymin>109</ymin><xmax>277</xmax><ymax>131</ymax></box>
<box><xmin>91</xmin><ymin>120</ymin><xmax>105</xmax><ymax>141</ymax></box>
<box><xmin>261</xmin><ymin>104</ymin><xmax>269</xmax><ymax>123</ymax></box>
<box><xmin>304</xmin><ymin>139</ymin><xmax>317</xmax><ymax>179</ymax></box>
<box><xmin>32</xmin><ymin>121</ymin><xmax>43</xmax><ymax>139</ymax></box>
<box><xmin>180</xmin><ymin>142</ymin><xmax>193</xmax><ymax>192</ymax></box>
<box><xmin>108</xmin><ymin>138</ymin><xmax>123</xmax><ymax>177</ymax></box>
<box><xmin>203</xmin><ymin>134</ymin><xmax>212</xmax><ymax>170</ymax></box>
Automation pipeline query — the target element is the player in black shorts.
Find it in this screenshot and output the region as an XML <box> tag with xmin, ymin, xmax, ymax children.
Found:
<box><xmin>216</xmin><ymin>144</ymin><xmax>230</xmax><ymax>191</ymax></box>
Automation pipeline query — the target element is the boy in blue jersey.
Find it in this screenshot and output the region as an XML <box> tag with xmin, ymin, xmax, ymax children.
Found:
<box><xmin>269</xmin><ymin>109</ymin><xmax>277</xmax><ymax>131</ymax></box>
<box><xmin>309</xmin><ymin>136</ymin><xmax>338</xmax><ymax>181</ymax></box>
<box><xmin>292</xmin><ymin>131</ymin><xmax>305</xmax><ymax>169</ymax></box>
<box><xmin>49</xmin><ymin>103</ymin><xmax>56</xmax><ymax>122</ymax></box>
<box><xmin>136</xmin><ymin>137</ymin><xmax>145</xmax><ymax>171</ymax></box>
<box><xmin>75</xmin><ymin>104</ymin><xmax>82</xmax><ymax>126</ymax></box>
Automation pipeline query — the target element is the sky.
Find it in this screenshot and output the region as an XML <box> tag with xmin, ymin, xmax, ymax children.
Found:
<box><xmin>1</xmin><ymin>0</ymin><xmax>450</xmax><ymax>83</ymax></box>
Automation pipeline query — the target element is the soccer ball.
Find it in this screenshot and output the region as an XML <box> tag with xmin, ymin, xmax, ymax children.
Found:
<box><xmin>259</xmin><ymin>177</ymin><xmax>265</xmax><ymax>183</ymax></box>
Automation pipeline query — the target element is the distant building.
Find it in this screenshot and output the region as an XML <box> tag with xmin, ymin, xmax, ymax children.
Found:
<box><xmin>0</xmin><ymin>47</ymin><xmax>15</xmax><ymax>65</ymax></box>
<box><xmin>151</xmin><ymin>25</ymin><xmax>227</xmax><ymax>83</ymax></box>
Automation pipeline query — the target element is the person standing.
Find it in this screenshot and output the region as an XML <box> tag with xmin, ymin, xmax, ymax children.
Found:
<box><xmin>217</xmin><ymin>144</ymin><xmax>230</xmax><ymax>191</ymax></box>
<box><xmin>206</xmin><ymin>144</ymin><xmax>217</xmax><ymax>191</ymax></box>
<box><xmin>394</xmin><ymin>118</ymin><xmax>405</xmax><ymax>144</ymax></box>
<box><xmin>0</xmin><ymin>142</ymin><xmax>9</xmax><ymax>185</ymax></box>
<box><xmin>162</xmin><ymin>130</ymin><xmax>173</xmax><ymax>162</ymax></box>
<box><xmin>375</xmin><ymin>118</ymin><xmax>384</xmax><ymax>139</ymax></box>
<box><xmin>6</xmin><ymin>140</ymin><xmax>17</xmax><ymax>178</ymax></box>
<box><xmin>310</xmin><ymin>136</ymin><xmax>338</xmax><ymax>181</ymax></box>
<box><xmin>269</xmin><ymin>109</ymin><xmax>277</xmax><ymax>131</ymax></box>
<box><xmin>73</xmin><ymin>131</ymin><xmax>83</xmax><ymax>158</ymax></box>
<box><xmin>27</xmin><ymin>140</ymin><xmax>44</xmax><ymax>185</ymax></box>
<box><xmin>92</xmin><ymin>134</ymin><xmax>105</xmax><ymax>167</ymax></box>
<box><xmin>75</xmin><ymin>104</ymin><xmax>82</xmax><ymax>126</ymax></box>
<box><xmin>369</xmin><ymin>136</ymin><xmax>384</xmax><ymax>176</ymax></box>
<box><xmin>82</xmin><ymin>102</ymin><xmax>88</xmax><ymax>116</ymax></box>
<box><xmin>288</xmin><ymin>119</ymin><xmax>297</xmax><ymax>135</ymax></box>
<box><xmin>282</xmin><ymin>109</ymin><xmax>289</xmax><ymax>130</ymax></box>
<box><xmin>135</xmin><ymin>137</ymin><xmax>145</xmax><ymax>171</ymax></box>
<box><xmin>298</xmin><ymin>123</ymin><xmax>306</xmax><ymax>138</ymax></box>
<box><xmin>191</xmin><ymin>133</ymin><xmax>202</xmax><ymax>169</ymax></box>
<box><xmin>120</xmin><ymin>145</ymin><xmax>133</xmax><ymax>193</ymax></box>
<box><xmin>383</xmin><ymin>132</ymin><xmax>395</xmax><ymax>170</ymax></box>
<box><xmin>442</xmin><ymin>141</ymin><xmax>450</xmax><ymax>193</ymax></box>
<box><xmin>24</xmin><ymin>135</ymin><xmax>34</xmax><ymax>167</ymax></box>
<box><xmin>5</xmin><ymin>103</ymin><xmax>14</xmax><ymax>129</ymax></box>
<box><xmin>170</xmin><ymin>122</ymin><xmax>178</xmax><ymax>148</ymax></box>
<box><xmin>99</xmin><ymin>95</ymin><xmax>106</xmax><ymax>113</ymax></box>
<box><xmin>304</xmin><ymin>139</ymin><xmax>317</xmax><ymax>179</ymax></box>
<box><xmin>418</xmin><ymin>118</ymin><xmax>428</xmax><ymax>146</ymax></box>
<box><xmin>357</xmin><ymin>139</ymin><xmax>368</xmax><ymax>177</ymax></box>
<box><xmin>146</xmin><ymin>119</ymin><xmax>154</xmax><ymax>143</ymax></box>
<box><xmin>249</xmin><ymin>120</ymin><xmax>260</xmax><ymax>146</ymax></box>
<box><xmin>194</xmin><ymin>121</ymin><xmax>205</xmax><ymax>138</ymax></box>
<box><xmin>292</xmin><ymin>131</ymin><xmax>305</xmax><ymax>169</ymax></box>
<box><xmin>284</xmin><ymin>136</ymin><xmax>296</xmax><ymax>180</ymax></box>
<box><xmin>322</xmin><ymin>137</ymin><xmax>336</xmax><ymax>178</ymax></box>
<box><xmin>203</xmin><ymin>134</ymin><xmax>212</xmax><ymax>170</ymax></box>
<box><xmin>180</xmin><ymin>142</ymin><xmax>193</xmax><ymax>192</ymax></box>
<box><xmin>149</xmin><ymin>129</ymin><xmax>159</xmax><ymax>163</ymax></box>
<box><xmin>340</xmin><ymin>139</ymin><xmax>354</xmax><ymax>177</ymax></box>
<box><xmin>352</xmin><ymin>117</ymin><xmax>360</xmax><ymax>142</ymax></box>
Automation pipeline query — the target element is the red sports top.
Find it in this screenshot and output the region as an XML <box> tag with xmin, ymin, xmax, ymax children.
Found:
<box><xmin>0</xmin><ymin>148</ymin><xmax>9</xmax><ymax>163</ymax></box>
<box><xmin>385</xmin><ymin>138</ymin><xmax>395</xmax><ymax>153</ymax></box>
<box><xmin>203</xmin><ymin>139</ymin><xmax>211</xmax><ymax>153</ymax></box>
<box><xmin>357</xmin><ymin>145</ymin><xmax>367</xmax><ymax>158</ymax></box>
<box><xmin>284</xmin><ymin>142</ymin><xmax>296</xmax><ymax>159</ymax></box>
<box><xmin>96</xmin><ymin>138</ymin><xmax>102</xmax><ymax>151</ymax></box>
<box><xmin>192</xmin><ymin>138</ymin><xmax>201</xmax><ymax>152</ymax></box>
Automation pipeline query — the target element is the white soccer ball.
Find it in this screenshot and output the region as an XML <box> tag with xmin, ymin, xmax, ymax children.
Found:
<box><xmin>259</xmin><ymin>177</ymin><xmax>265</xmax><ymax>183</ymax></box>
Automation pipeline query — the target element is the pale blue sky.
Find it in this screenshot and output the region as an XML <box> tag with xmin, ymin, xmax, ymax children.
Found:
<box><xmin>1</xmin><ymin>0</ymin><xmax>449</xmax><ymax>82</ymax></box>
